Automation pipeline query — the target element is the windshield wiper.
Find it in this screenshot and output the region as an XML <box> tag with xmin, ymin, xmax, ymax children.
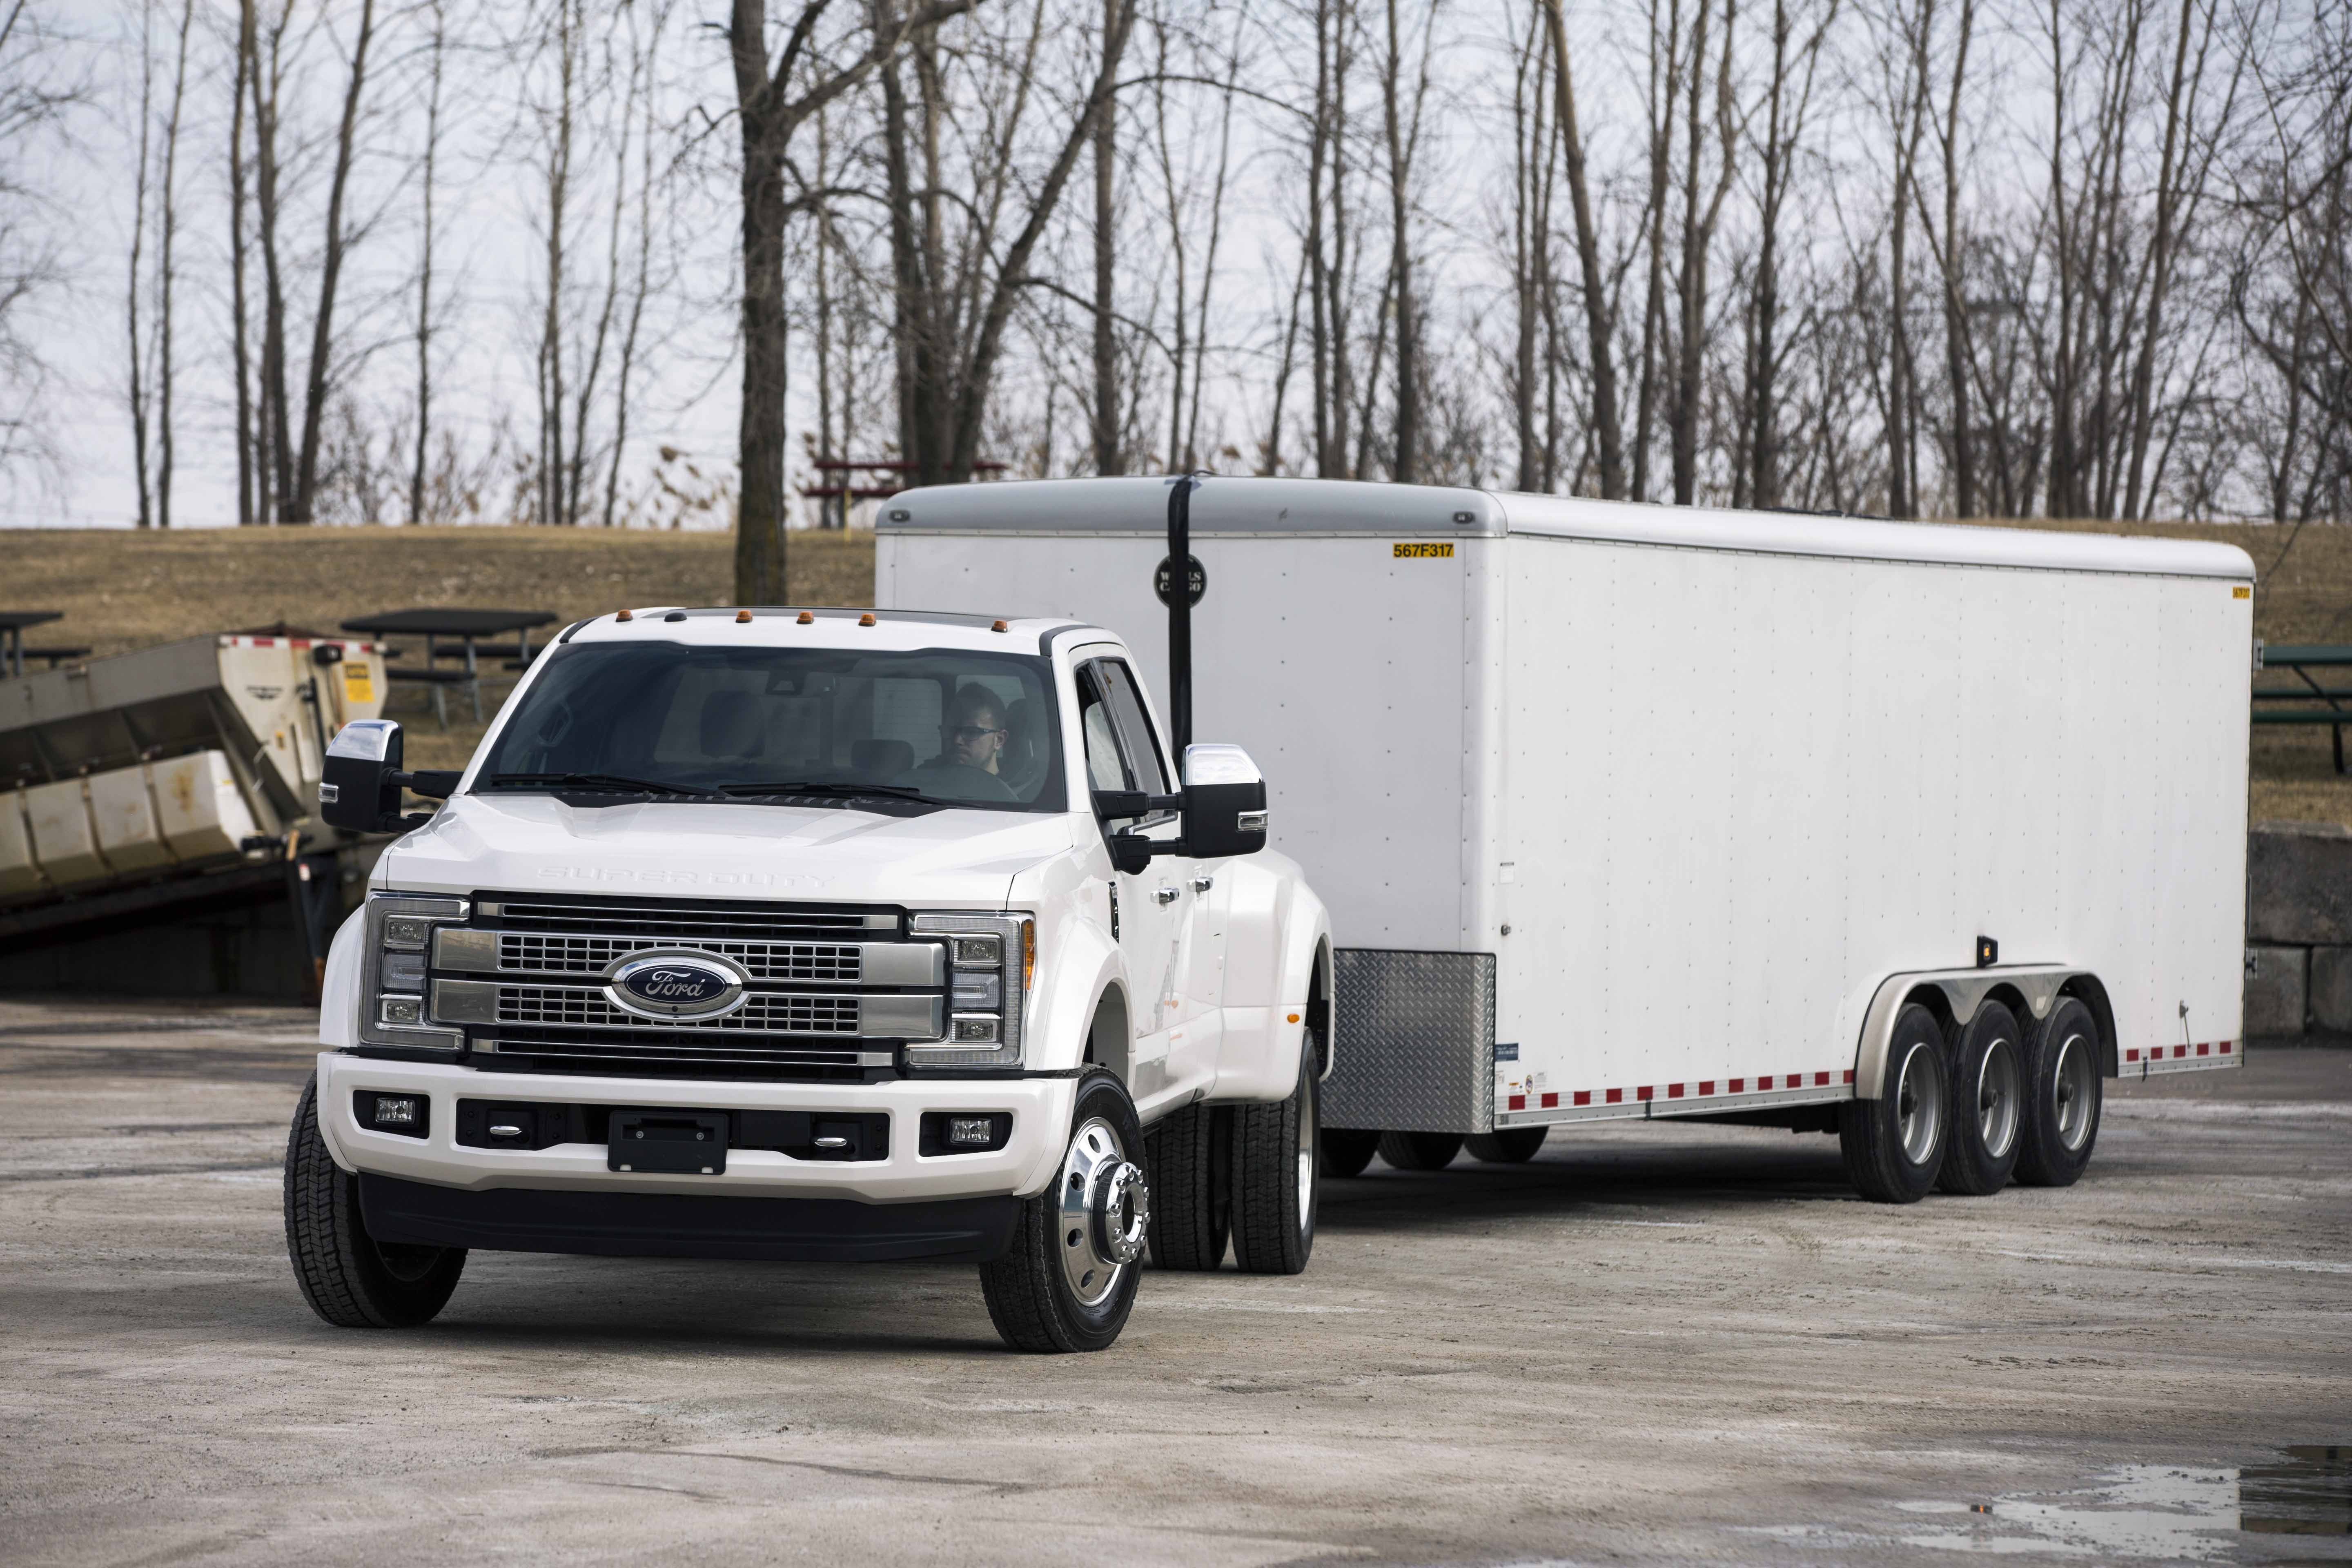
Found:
<box><xmin>714</xmin><ymin>780</ymin><xmax>935</xmax><ymax>802</ymax></box>
<box><xmin>483</xmin><ymin>771</ymin><xmax>719</xmax><ymax>798</ymax></box>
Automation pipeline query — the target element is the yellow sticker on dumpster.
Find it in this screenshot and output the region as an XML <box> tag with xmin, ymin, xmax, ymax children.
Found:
<box><xmin>342</xmin><ymin>662</ymin><xmax>375</xmax><ymax>703</ymax></box>
<box><xmin>1394</xmin><ymin>542</ymin><xmax>1454</xmax><ymax>559</ymax></box>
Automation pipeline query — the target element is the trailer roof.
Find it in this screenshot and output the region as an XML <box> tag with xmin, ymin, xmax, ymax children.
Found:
<box><xmin>882</xmin><ymin>477</ymin><xmax>2256</xmax><ymax>581</ymax></box>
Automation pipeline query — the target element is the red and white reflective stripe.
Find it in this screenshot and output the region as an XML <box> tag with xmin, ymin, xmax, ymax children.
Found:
<box><xmin>2123</xmin><ymin>1041</ymin><xmax>2233</xmax><ymax>1063</ymax></box>
<box><xmin>1506</xmin><ymin>1067</ymin><xmax>1856</xmax><ymax>1114</ymax></box>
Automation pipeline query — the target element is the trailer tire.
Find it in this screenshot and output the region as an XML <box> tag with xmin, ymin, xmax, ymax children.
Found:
<box><xmin>980</xmin><ymin>1070</ymin><xmax>1146</xmax><ymax>1353</ymax></box>
<box><xmin>1229</xmin><ymin>1047</ymin><xmax>1318</xmax><ymax>1275</ymax></box>
<box><xmin>283</xmin><ymin>1076</ymin><xmax>466</xmax><ymax>1328</ymax></box>
<box><xmin>1319</xmin><ymin>1128</ymin><xmax>1379</xmax><ymax>1178</ymax></box>
<box><xmin>1376</xmin><ymin>1131</ymin><xmax>1463</xmax><ymax>1171</ymax></box>
<box><xmin>2015</xmin><ymin>998</ymin><xmax>2103</xmax><ymax>1187</ymax></box>
<box><xmin>1838</xmin><ymin>1004</ymin><xmax>1948</xmax><ymax>1203</ymax></box>
<box><xmin>1464</xmin><ymin>1127</ymin><xmax>1549</xmax><ymax>1164</ymax></box>
<box><xmin>1145</xmin><ymin>1102</ymin><xmax>1229</xmax><ymax>1271</ymax></box>
<box><xmin>1938</xmin><ymin>1001</ymin><xmax>2024</xmax><ymax>1195</ymax></box>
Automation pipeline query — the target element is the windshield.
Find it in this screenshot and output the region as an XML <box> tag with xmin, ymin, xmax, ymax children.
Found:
<box><xmin>475</xmin><ymin>642</ymin><xmax>1066</xmax><ymax>811</ymax></box>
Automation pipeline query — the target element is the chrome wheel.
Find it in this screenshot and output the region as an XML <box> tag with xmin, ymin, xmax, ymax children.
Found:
<box><xmin>1893</xmin><ymin>1038</ymin><xmax>1945</xmax><ymax>1165</ymax></box>
<box><xmin>1295</xmin><ymin>1069</ymin><xmax>1317</xmax><ymax>1221</ymax></box>
<box><xmin>1057</xmin><ymin>1116</ymin><xmax>1149</xmax><ymax>1308</ymax></box>
<box><xmin>2051</xmin><ymin>1028</ymin><xmax>2097</xmax><ymax>1152</ymax></box>
<box><xmin>1976</xmin><ymin>1034</ymin><xmax>2020</xmax><ymax>1160</ymax></box>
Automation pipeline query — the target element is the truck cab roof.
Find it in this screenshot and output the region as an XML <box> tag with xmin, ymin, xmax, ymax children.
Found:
<box><xmin>559</xmin><ymin>606</ymin><xmax>1110</xmax><ymax>659</ymax></box>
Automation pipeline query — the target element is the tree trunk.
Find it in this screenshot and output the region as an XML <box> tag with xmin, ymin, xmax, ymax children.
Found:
<box><xmin>1541</xmin><ymin>0</ymin><xmax>1625</xmax><ymax>497</ymax></box>
<box><xmin>288</xmin><ymin>0</ymin><xmax>376</xmax><ymax>523</ymax></box>
<box><xmin>1091</xmin><ymin>0</ymin><xmax>1121</xmax><ymax>475</ymax></box>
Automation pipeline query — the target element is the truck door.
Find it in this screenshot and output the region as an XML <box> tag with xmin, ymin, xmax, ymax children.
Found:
<box><xmin>1076</xmin><ymin>656</ymin><xmax>1200</xmax><ymax>1106</ymax></box>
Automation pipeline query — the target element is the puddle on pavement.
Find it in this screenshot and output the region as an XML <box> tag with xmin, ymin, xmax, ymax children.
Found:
<box><xmin>1892</xmin><ymin>1447</ymin><xmax>2349</xmax><ymax>1561</ymax></box>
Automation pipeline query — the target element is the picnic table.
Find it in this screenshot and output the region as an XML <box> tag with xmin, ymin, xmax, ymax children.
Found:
<box><xmin>339</xmin><ymin>608</ymin><xmax>558</xmax><ymax>729</ymax></box>
<box><xmin>0</xmin><ymin>610</ymin><xmax>62</xmax><ymax>678</ymax></box>
<box><xmin>2252</xmin><ymin>643</ymin><xmax>2352</xmax><ymax>773</ymax></box>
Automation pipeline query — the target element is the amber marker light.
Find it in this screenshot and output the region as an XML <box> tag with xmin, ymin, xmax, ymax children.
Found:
<box><xmin>1022</xmin><ymin>918</ymin><xmax>1036</xmax><ymax>993</ymax></box>
<box><xmin>735</xmin><ymin>608</ymin><xmax>753</xmax><ymax>623</ymax></box>
<box><xmin>858</xmin><ymin>612</ymin><xmax>877</xmax><ymax>627</ymax></box>
<box><xmin>1287</xmin><ymin>1012</ymin><xmax>1301</xmax><ymax>1024</ymax></box>
<box><xmin>615</xmin><ymin>608</ymin><xmax>633</xmax><ymax>621</ymax></box>
<box><xmin>796</xmin><ymin>610</ymin><xmax>814</xmax><ymax>624</ymax></box>
<box><xmin>991</xmin><ymin>619</ymin><xmax>1009</xmax><ymax>633</ymax></box>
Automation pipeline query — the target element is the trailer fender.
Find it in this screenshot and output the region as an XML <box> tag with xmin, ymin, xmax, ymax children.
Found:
<box><xmin>1851</xmin><ymin>966</ymin><xmax>2103</xmax><ymax>1098</ymax></box>
<box><xmin>1210</xmin><ymin>853</ymin><xmax>1333</xmax><ymax>1101</ymax></box>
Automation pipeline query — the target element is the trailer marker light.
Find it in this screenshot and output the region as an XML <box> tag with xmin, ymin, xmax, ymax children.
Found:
<box><xmin>736</xmin><ymin>609</ymin><xmax>753</xmax><ymax>623</ymax></box>
<box><xmin>797</xmin><ymin>610</ymin><xmax>814</xmax><ymax>624</ymax></box>
<box><xmin>1977</xmin><ymin>934</ymin><xmax>1998</xmax><ymax>967</ymax></box>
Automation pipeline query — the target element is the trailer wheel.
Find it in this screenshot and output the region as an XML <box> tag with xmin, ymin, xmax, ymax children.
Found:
<box><xmin>2015</xmin><ymin>998</ymin><xmax>2103</xmax><ymax>1187</ymax></box>
<box><xmin>283</xmin><ymin>1076</ymin><xmax>466</xmax><ymax>1328</ymax></box>
<box><xmin>980</xmin><ymin>1070</ymin><xmax>1147</xmax><ymax>1352</ymax></box>
<box><xmin>1145</xmin><ymin>1102</ymin><xmax>1229</xmax><ymax>1271</ymax></box>
<box><xmin>1938</xmin><ymin>1001</ymin><xmax>2024</xmax><ymax>1195</ymax></box>
<box><xmin>1375</xmin><ymin>1131</ymin><xmax>1464</xmax><ymax>1171</ymax></box>
<box><xmin>1320</xmin><ymin>1127</ymin><xmax>1379</xmax><ymax>1178</ymax></box>
<box><xmin>1838</xmin><ymin>1004</ymin><xmax>1948</xmax><ymax>1203</ymax></box>
<box><xmin>1464</xmin><ymin>1127</ymin><xmax>1550</xmax><ymax>1164</ymax></box>
<box><xmin>1229</xmin><ymin>1049</ymin><xmax>1318</xmax><ymax>1274</ymax></box>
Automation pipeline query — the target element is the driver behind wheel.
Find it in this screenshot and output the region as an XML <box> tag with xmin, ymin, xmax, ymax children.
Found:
<box><xmin>903</xmin><ymin>683</ymin><xmax>1018</xmax><ymax>801</ymax></box>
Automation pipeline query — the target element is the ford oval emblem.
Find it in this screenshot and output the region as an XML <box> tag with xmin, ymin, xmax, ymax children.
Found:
<box><xmin>607</xmin><ymin>951</ymin><xmax>748</xmax><ymax>1020</ymax></box>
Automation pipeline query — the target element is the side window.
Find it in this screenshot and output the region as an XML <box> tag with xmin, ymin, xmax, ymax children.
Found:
<box><xmin>1094</xmin><ymin>660</ymin><xmax>1172</xmax><ymax>795</ymax></box>
<box><xmin>1078</xmin><ymin>673</ymin><xmax>1131</xmax><ymax>795</ymax></box>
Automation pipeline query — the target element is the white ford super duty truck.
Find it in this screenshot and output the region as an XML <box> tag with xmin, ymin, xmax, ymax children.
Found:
<box><xmin>289</xmin><ymin>600</ymin><xmax>1331</xmax><ymax>1353</ymax></box>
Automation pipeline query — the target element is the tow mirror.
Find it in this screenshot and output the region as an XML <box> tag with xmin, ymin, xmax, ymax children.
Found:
<box><xmin>1181</xmin><ymin>744</ymin><xmax>1268</xmax><ymax>858</ymax></box>
<box><xmin>319</xmin><ymin>719</ymin><xmax>459</xmax><ymax>833</ymax></box>
<box><xmin>1091</xmin><ymin>787</ymin><xmax>1184</xmax><ymax>876</ymax></box>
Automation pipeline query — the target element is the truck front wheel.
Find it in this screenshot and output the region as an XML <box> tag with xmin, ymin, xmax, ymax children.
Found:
<box><xmin>283</xmin><ymin>1077</ymin><xmax>466</xmax><ymax>1328</ymax></box>
<box><xmin>980</xmin><ymin>1071</ymin><xmax>1147</xmax><ymax>1352</ymax></box>
<box><xmin>1838</xmin><ymin>1004</ymin><xmax>1949</xmax><ymax>1203</ymax></box>
<box><xmin>1229</xmin><ymin>1048</ymin><xmax>1318</xmax><ymax>1274</ymax></box>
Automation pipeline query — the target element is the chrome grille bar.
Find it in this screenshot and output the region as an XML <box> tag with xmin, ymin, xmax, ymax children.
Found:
<box><xmin>432</xmin><ymin>980</ymin><xmax>941</xmax><ymax>1040</ymax></box>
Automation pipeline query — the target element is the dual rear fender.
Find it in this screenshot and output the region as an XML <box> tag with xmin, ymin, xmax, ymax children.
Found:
<box><xmin>1852</xmin><ymin>968</ymin><xmax>2114</xmax><ymax>1098</ymax></box>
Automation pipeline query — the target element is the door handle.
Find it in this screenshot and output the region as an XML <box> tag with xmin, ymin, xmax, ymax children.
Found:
<box><xmin>1190</xmin><ymin>875</ymin><xmax>1214</xmax><ymax>893</ymax></box>
<box><xmin>1154</xmin><ymin>886</ymin><xmax>1180</xmax><ymax>905</ymax></box>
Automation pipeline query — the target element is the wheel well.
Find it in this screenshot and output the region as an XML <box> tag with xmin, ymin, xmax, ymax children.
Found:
<box><xmin>1308</xmin><ymin>940</ymin><xmax>1332</xmax><ymax>1077</ymax></box>
<box><xmin>1902</xmin><ymin>982</ymin><xmax>1956</xmax><ymax>1036</ymax></box>
<box><xmin>1086</xmin><ymin>984</ymin><xmax>1133</xmax><ymax>1087</ymax></box>
<box><xmin>2058</xmin><ymin>972</ymin><xmax>2121</xmax><ymax>1077</ymax></box>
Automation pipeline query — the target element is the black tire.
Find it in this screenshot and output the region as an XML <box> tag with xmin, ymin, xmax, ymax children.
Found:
<box><xmin>980</xmin><ymin>1070</ymin><xmax>1147</xmax><ymax>1353</ymax></box>
<box><xmin>1230</xmin><ymin>1048</ymin><xmax>1318</xmax><ymax>1275</ymax></box>
<box><xmin>1938</xmin><ymin>1001</ymin><xmax>2025</xmax><ymax>1196</ymax></box>
<box><xmin>1464</xmin><ymin>1127</ymin><xmax>1549</xmax><ymax>1164</ymax></box>
<box><xmin>2015</xmin><ymin>997</ymin><xmax>2104</xmax><ymax>1187</ymax></box>
<box><xmin>283</xmin><ymin>1076</ymin><xmax>466</xmax><ymax>1328</ymax></box>
<box><xmin>1145</xmin><ymin>1102</ymin><xmax>1229</xmax><ymax>1271</ymax></box>
<box><xmin>1838</xmin><ymin>1004</ymin><xmax>1949</xmax><ymax>1203</ymax></box>
<box><xmin>1376</xmin><ymin>1130</ymin><xmax>1463</xmax><ymax>1171</ymax></box>
<box><xmin>1319</xmin><ymin>1127</ymin><xmax>1379</xmax><ymax>1178</ymax></box>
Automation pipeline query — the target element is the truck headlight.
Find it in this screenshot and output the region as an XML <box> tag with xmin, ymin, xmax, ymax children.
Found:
<box><xmin>357</xmin><ymin>891</ymin><xmax>467</xmax><ymax>1054</ymax></box>
<box><xmin>907</xmin><ymin>912</ymin><xmax>1032</xmax><ymax>1071</ymax></box>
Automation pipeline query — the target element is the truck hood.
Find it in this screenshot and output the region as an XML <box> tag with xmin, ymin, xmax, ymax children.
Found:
<box><xmin>374</xmin><ymin>792</ymin><xmax>1078</xmax><ymax>908</ymax></box>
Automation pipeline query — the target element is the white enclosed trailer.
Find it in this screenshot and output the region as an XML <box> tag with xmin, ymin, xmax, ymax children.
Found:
<box><xmin>878</xmin><ymin>477</ymin><xmax>2255</xmax><ymax>1200</ymax></box>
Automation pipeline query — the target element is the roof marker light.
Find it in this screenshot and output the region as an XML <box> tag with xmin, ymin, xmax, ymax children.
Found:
<box><xmin>736</xmin><ymin>609</ymin><xmax>753</xmax><ymax>623</ymax></box>
<box><xmin>796</xmin><ymin>611</ymin><xmax>814</xmax><ymax>625</ymax></box>
<box><xmin>616</xmin><ymin>608</ymin><xmax>633</xmax><ymax>622</ymax></box>
<box><xmin>991</xmin><ymin>619</ymin><xmax>1009</xmax><ymax>633</ymax></box>
<box><xmin>858</xmin><ymin>613</ymin><xmax>877</xmax><ymax>627</ymax></box>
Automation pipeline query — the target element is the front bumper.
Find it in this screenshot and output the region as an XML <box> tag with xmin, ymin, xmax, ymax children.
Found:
<box><xmin>314</xmin><ymin>1052</ymin><xmax>1075</xmax><ymax>1205</ymax></box>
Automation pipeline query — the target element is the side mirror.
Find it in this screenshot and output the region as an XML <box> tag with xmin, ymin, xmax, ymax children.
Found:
<box><xmin>1091</xmin><ymin>787</ymin><xmax>1185</xmax><ymax>877</ymax></box>
<box><xmin>319</xmin><ymin>720</ymin><xmax>458</xmax><ymax>833</ymax></box>
<box><xmin>1181</xmin><ymin>743</ymin><xmax>1268</xmax><ymax>858</ymax></box>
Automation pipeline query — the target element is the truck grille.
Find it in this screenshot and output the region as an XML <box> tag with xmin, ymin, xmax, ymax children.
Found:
<box><xmin>439</xmin><ymin>894</ymin><xmax>927</xmax><ymax>1081</ymax></box>
<box><xmin>497</xmin><ymin>931</ymin><xmax>862</xmax><ymax>983</ymax></box>
<box><xmin>492</xmin><ymin>984</ymin><xmax>862</xmax><ymax>1035</ymax></box>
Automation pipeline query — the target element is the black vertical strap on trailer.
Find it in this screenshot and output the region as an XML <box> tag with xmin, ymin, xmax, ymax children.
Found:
<box><xmin>1167</xmin><ymin>473</ymin><xmax>1200</xmax><ymax>759</ymax></box>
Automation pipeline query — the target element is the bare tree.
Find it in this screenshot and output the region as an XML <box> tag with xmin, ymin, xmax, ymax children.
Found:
<box><xmin>125</xmin><ymin>0</ymin><xmax>155</xmax><ymax>529</ymax></box>
<box><xmin>408</xmin><ymin>0</ymin><xmax>447</xmax><ymax>526</ymax></box>
<box><xmin>1540</xmin><ymin>0</ymin><xmax>1624</xmax><ymax>497</ymax></box>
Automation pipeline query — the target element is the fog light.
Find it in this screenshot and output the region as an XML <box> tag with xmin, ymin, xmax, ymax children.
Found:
<box><xmin>372</xmin><ymin>1095</ymin><xmax>420</xmax><ymax>1127</ymax></box>
<box><xmin>380</xmin><ymin>995</ymin><xmax>424</xmax><ymax>1027</ymax></box>
<box><xmin>947</xmin><ymin>1116</ymin><xmax>995</xmax><ymax>1147</ymax></box>
<box><xmin>920</xmin><ymin>1110</ymin><xmax>1011</xmax><ymax>1154</ymax></box>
